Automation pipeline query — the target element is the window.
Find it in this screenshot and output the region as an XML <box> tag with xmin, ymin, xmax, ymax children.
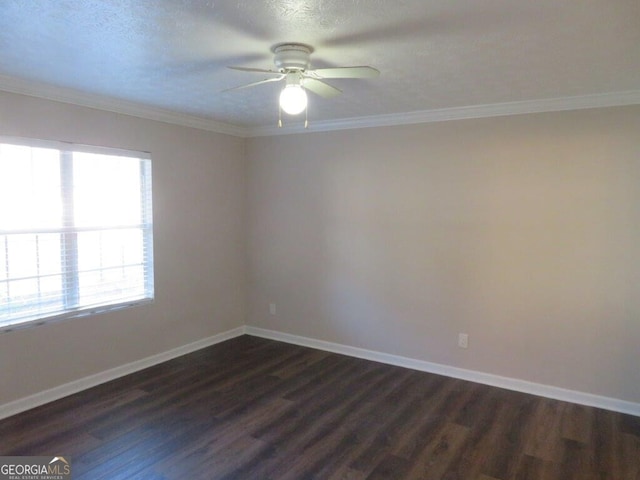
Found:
<box><xmin>0</xmin><ymin>137</ymin><xmax>153</xmax><ymax>330</ymax></box>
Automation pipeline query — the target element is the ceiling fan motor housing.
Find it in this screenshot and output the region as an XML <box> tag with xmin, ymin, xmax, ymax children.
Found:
<box><xmin>273</xmin><ymin>43</ymin><xmax>313</xmax><ymax>71</ymax></box>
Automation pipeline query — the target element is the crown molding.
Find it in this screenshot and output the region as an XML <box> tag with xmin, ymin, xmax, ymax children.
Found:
<box><xmin>0</xmin><ymin>74</ymin><xmax>249</xmax><ymax>137</ymax></box>
<box><xmin>248</xmin><ymin>90</ymin><xmax>640</xmax><ymax>137</ymax></box>
<box><xmin>1</xmin><ymin>74</ymin><xmax>638</xmax><ymax>138</ymax></box>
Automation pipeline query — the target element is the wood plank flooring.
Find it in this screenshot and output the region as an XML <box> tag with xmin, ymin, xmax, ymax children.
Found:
<box><xmin>1</xmin><ymin>335</ymin><xmax>638</xmax><ymax>479</ymax></box>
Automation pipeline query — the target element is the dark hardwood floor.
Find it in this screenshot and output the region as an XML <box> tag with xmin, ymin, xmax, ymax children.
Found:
<box><xmin>1</xmin><ymin>335</ymin><xmax>638</xmax><ymax>479</ymax></box>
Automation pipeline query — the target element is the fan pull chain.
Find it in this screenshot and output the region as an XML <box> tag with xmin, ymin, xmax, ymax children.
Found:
<box><xmin>277</xmin><ymin>103</ymin><xmax>310</xmax><ymax>128</ymax></box>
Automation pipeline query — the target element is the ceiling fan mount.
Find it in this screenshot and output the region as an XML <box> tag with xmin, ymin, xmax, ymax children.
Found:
<box><xmin>271</xmin><ymin>43</ymin><xmax>314</xmax><ymax>72</ymax></box>
<box><xmin>224</xmin><ymin>43</ymin><xmax>380</xmax><ymax>123</ymax></box>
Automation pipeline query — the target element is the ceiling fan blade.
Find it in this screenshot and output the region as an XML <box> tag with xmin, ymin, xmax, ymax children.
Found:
<box><xmin>223</xmin><ymin>75</ymin><xmax>284</xmax><ymax>92</ymax></box>
<box><xmin>228</xmin><ymin>66</ymin><xmax>282</xmax><ymax>75</ymax></box>
<box><xmin>302</xmin><ymin>78</ymin><xmax>342</xmax><ymax>98</ymax></box>
<box><xmin>308</xmin><ymin>66</ymin><xmax>380</xmax><ymax>79</ymax></box>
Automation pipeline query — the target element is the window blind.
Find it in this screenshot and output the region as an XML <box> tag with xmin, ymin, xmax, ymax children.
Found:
<box><xmin>0</xmin><ymin>137</ymin><xmax>154</xmax><ymax>331</ymax></box>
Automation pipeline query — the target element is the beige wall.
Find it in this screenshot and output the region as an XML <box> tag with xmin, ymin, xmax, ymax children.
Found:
<box><xmin>246</xmin><ymin>106</ymin><xmax>640</xmax><ymax>404</ymax></box>
<box><xmin>0</xmin><ymin>91</ymin><xmax>246</xmax><ymax>405</ymax></box>
<box><xmin>2</xmin><ymin>90</ymin><xmax>638</xmax><ymax>408</ymax></box>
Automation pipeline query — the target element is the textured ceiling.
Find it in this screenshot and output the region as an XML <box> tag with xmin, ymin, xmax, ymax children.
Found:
<box><xmin>0</xmin><ymin>0</ymin><xmax>639</xmax><ymax>131</ymax></box>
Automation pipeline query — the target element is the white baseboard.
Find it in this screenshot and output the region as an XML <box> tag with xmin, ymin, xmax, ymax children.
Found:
<box><xmin>245</xmin><ymin>326</ymin><xmax>640</xmax><ymax>417</ymax></box>
<box><xmin>0</xmin><ymin>326</ymin><xmax>245</xmax><ymax>420</ymax></box>
<box><xmin>3</xmin><ymin>324</ymin><xmax>638</xmax><ymax>420</ymax></box>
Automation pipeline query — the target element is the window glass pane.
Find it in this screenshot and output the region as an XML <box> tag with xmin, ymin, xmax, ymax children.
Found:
<box><xmin>0</xmin><ymin>139</ymin><xmax>153</xmax><ymax>329</ymax></box>
<box><xmin>0</xmin><ymin>233</ymin><xmax>64</xmax><ymax>321</ymax></box>
<box><xmin>0</xmin><ymin>236</ymin><xmax>7</xmax><ymax>282</ymax></box>
<box><xmin>77</xmin><ymin>229</ymin><xmax>143</xmax><ymax>272</ymax></box>
<box><xmin>37</xmin><ymin>233</ymin><xmax>62</xmax><ymax>276</ymax></box>
<box><xmin>39</xmin><ymin>275</ymin><xmax>64</xmax><ymax>311</ymax></box>
<box><xmin>99</xmin><ymin>230</ymin><xmax>129</xmax><ymax>269</ymax></box>
<box><xmin>7</xmin><ymin>234</ymin><xmax>38</xmax><ymax>280</ymax></box>
<box><xmin>77</xmin><ymin>231</ymin><xmax>102</xmax><ymax>271</ymax></box>
<box><xmin>6</xmin><ymin>277</ymin><xmax>38</xmax><ymax>312</ymax></box>
<box><xmin>4</xmin><ymin>277</ymin><xmax>63</xmax><ymax>319</ymax></box>
<box><xmin>77</xmin><ymin>228</ymin><xmax>146</xmax><ymax>308</ymax></box>
<box><xmin>0</xmin><ymin>281</ymin><xmax>7</xmax><ymax>311</ymax></box>
<box><xmin>121</xmin><ymin>229</ymin><xmax>144</xmax><ymax>265</ymax></box>
<box><xmin>78</xmin><ymin>265</ymin><xmax>145</xmax><ymax>307</ymax></box>
<box><xmin>0</xmin><ymin>144</ymin><xmax>61</xmax><ymax>230</ymax></box>
<box><xmin>73</xmin><ymin>152</ymin><xmax>142</xmax><ymax>228</ymax></box>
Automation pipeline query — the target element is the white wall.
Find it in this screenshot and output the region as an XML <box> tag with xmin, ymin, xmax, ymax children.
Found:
<box><xmin>0</xmin><ymin>91</ymin><xmax>246</xmax><ymax>405</ymax></box>
<box><xmin>246</xmin><ymin>106</ymin><xmax>640</xmax><ymax>404</ymax></box>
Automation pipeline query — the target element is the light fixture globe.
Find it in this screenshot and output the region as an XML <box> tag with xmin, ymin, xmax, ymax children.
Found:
<box><xmin>279</xmin><ymin>84</ymin><xmax>307</xmax><ymax>115</ymax></box>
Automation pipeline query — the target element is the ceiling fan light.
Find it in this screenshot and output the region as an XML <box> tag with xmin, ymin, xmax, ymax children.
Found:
<box><xmin>279</xmin><ymin>84</ymin><xmax>307</xmax><ymax>115</ymax></box>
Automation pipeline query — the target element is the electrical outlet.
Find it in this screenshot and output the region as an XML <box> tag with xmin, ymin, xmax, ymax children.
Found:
<box><xmin>269</xmin><ymin>303</ymin><xmax>276</xmax><ymax>315</ymax></box>
<box><xmin>458</xmin><ymin>333</ymin><xmax>469</xmax><ymax>349</ymax></box>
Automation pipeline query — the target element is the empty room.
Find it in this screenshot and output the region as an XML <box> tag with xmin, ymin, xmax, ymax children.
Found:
<box><xmin>0</xmin><ymin>1</ymin><xmax>639</xmax><ymax>479</ymax></box>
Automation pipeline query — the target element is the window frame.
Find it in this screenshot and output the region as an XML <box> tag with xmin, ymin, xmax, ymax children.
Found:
<box><xmin>0</xmin><ymin>136</ymin><xmax>154</xmax><ymax>332</ymax></box>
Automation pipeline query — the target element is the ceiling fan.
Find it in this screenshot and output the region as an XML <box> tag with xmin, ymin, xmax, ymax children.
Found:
<box><xmin>224</xmin><ymin>43</ymin><xmax>380</xmax><ymax>125</ymax></box>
